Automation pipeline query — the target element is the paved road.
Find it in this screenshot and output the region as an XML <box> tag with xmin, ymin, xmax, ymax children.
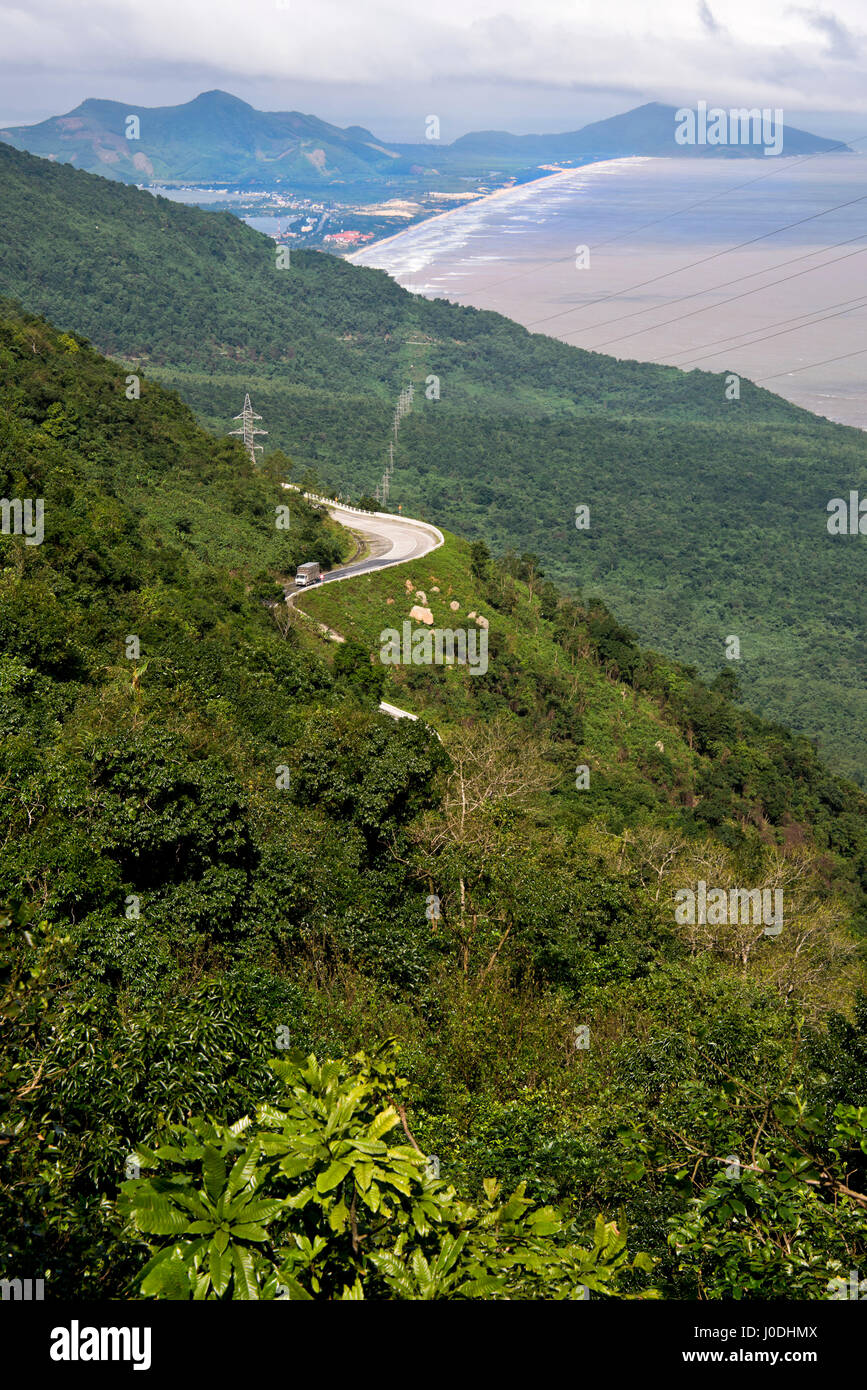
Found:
<box><xmin>287</xmin><ymin>500</ymin><xmax>445</xmax><ymax>731</ymax></box>
<box><xmin>285</xmin><ymin>501</ymin><xmax>443</xmax><ymax>597</ymax></box>
<box><xmin>318</xmin><ymin>503</ymin><xmax>444</xmax><ymax>584</ymax></box>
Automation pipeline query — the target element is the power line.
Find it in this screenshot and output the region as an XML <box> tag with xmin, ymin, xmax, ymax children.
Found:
<box><xmin>667</xmin><ymin>293</ymin><xmax>867</xmax><ymax>368</ymax></box>
<box><xmin>558</xmin><ymin>231</ymin><xmax>867</xmax><ymax>344</ymax></box>
<box><xmin>686</xmin><ymin>302</ymin><xmax>867</xmax><ymax>372</ymax></box>
<box><xmin>228</xmin><ymin>393</ymin><xmax>267</xmax><ymax>464</ymax></box>
<box><xmin>526</xmin><ymin>189</ymin><xmax>867</xmax><ymax>335</ymax></box>
<box><xmin>388</xmin><ymin>132</ymin><xmax>867</xmax><ymax>395</ymax></box>
<box><xmin>444</xmin><ymin>133</ymin><xmax>867</xmax><ymax>307</ymax></box>
<box><xmin>580</xmin><ymin>238</ymin><xmax>867</xmax><ymax>352</ymax></box>
<box><xmin>755</xmin><ymin>344</ymin><xmax>867</xmax><ymax>382</ymax></box>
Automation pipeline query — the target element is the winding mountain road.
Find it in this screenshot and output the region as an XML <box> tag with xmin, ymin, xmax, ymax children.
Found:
<box><xmin>317</xmin><ymin>499</ymin><xmax>444</xmax><ymax>585</ymax></box>
<box><xmin>283</xmin><ymin>491</ymin><xmax>444</xmax><ymax>593</ymax></box>
<box><xmin>284</xmin><ymin>491</ymin><xmax>445</xmax><ymax>731</ymax></box>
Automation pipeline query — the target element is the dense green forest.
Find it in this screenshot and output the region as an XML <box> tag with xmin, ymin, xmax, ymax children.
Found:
<box><xmin>0</xmin><ymin>141</ymin><xmax>863</xmax><ymax>783</ymax></box>
<box><xmin>2</xmin><ymin>306</ymin><xmax>866</xmax><ymax>1299</ymax></box>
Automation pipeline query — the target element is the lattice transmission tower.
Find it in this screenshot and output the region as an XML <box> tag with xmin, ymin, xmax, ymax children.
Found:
<box><xmin>376</xmin><ymin>385</ymin><xmax>413</xmax><ymax>501</ymax></box>
<box><xmin>229</xmin><ymin>394</ymin><xmax>267</xmax><ymax>464</ymax></box>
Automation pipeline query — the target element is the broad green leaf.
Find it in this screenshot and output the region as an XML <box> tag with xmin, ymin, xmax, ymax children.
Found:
<box><xmin>241</xmin><ymin>1199</ymin><xmax>285</xmax><ymax>1224</ymax></box>
<box><xmin>226</xmin><ymin>1143</ymin><xmax>261</xmax><ymax>1198</ymax></box>
<box><xmin>131</xmin><ymin>1193</ymin><xmax>191</xmax><ymax>1236</ymax></box>
<box><xmin>209</xmin><ymin>1241</ymin><xmax>231</xmax><ymax>1297</ymax></box>
<box><xmin>328</xmin><ymin>1199</ymin><xmax>349</xmax><ymax>1233</ymax></box>
<box><xmin>231</xmin><ymin>1245</ymin><xmax>259</xmax><ymax>1300</ymax></box>
<box><xmin>411</xmin><ymin>1248</ymin><xmax>431</xmax><ymax>1287</ymax></box>
<box><xmin>316</xmin><ymin>1160</ymin><xmax>350</xmax><ymax>1194</ymax></box>
<box><xmin>339</xmin><ymin>1280</ymin><xmax>365</xmax><ymax>1300</ymax></box>
<box><xmin>140</xmin><ymin>1252</ymin><xmax>191</xmax><ymax>1301</ymax></box>
<box><xmin>456</xmin><ymin>1275</ymin><xmax>504</xmax><ymax>1298</ymax></box>
<box><xmin>277</xmin><ymin>1276</ymin><xmax>313</xmax><ymax>1300</ymax></box>
<box><xmin>231</xmin><ymin>1223</ymin><xmax>269</xmax><ymax>1242</ymax></box>
<box><xmin>202</xmin><ymin>1145</ymin><xmax>227</xmax><ymax>1202</ymax></box>
<box><xmin>355</xmin><ymin>1162</ymin><xmax>374</xmax><ymax>1192</ymax></box>
<box><xmin>275</xmin><ymin>1156</ymin><xmax>316</xmax><ymax>1179</ymax></box>
<box><xmin>366</xmin><ymin>1107</ymin><xmax>400</xmax><ymax>1142</ymax></box>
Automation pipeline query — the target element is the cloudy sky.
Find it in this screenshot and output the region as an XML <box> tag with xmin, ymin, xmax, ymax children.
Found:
<box><xmin>2</xmin><ymin>0</ymin><xmax>866</xmax><ymax>140</ymax></box>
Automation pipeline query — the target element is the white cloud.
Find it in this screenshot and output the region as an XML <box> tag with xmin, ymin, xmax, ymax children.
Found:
<box><xmin>1</xmin><ymin>0</ymin><xmax>866</xmax><ymax>127</ymax></box>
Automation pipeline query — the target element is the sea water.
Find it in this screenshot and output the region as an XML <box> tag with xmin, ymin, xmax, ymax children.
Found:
<box><xmin>352</xmin><ymin>155</ymin><xmax>867</xmax><ymax>429</ymax></box>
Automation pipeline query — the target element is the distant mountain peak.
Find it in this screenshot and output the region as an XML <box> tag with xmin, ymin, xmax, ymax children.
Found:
<box><xmin>445</xmin><ymin>101</ymin><xmax>848</xmax><ymax>160</ymax></box>
<box><xmin>0</xmin><ymin>89</ymin><xmax>407</xmax><ymax>185</ymax></box>
<box><xmin>190</xmin><ymin>89</ymin><xmax>255</xmax><ymax>109</ymax></box>
<box><xmin>0</xmin><ymin>91</ymin><xmax>849</xmax><ymax>187</ymax></box>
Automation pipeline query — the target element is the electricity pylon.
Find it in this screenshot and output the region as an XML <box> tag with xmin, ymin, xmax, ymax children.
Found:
<box><xmin>392</xmin><ymin>382</ymin><xmax>414</xmax><ymax>441</ymax></box>
<box><xmin>229</xmin><ymin>394</ymin><xmax>267</xmax><ymax>464</ymax></box>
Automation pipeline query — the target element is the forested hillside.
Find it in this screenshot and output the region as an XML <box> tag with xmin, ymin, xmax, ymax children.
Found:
<box><xmin>0</xmin><ymin>89</ymin><xmax>409</xmax><ymax>186</ymax></box>
<box><xmin>0</xmin><ymin>139</ymin><xmax>863</xmax><ymax>789</ymax></box>
<box><xmin>2</xmin><ymin>306</ymin><xmax>866</xmax><ymax>1300</ymax></box>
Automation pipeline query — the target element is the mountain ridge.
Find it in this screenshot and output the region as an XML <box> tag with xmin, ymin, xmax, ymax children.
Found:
<box><xmin>420</xmin><ymin>101</ymin><xmax>848</xmax><ymax>160</ymax></box>
<box><xmin>0</xmin><ymin>91</ymin><xmax>847</xmax><ymax>185</ymax></box>
<box><xmin>0</xmin><ymin>88</ymin><xmax>406</xmax><ymax>185</ymax></box>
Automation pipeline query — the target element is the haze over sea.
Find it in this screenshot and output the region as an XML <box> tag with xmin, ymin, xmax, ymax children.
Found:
<box><xmin>352</xmin><ymin>155</ymin><xmax>867</xmax><ymax>430</ymax></box>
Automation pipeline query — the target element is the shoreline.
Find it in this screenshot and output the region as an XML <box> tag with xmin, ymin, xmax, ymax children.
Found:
<box><xmin>344</xmin><ymin>154</ymin><xmax>866</xmax><ymax>432</ymax></box>
<box><xmin>344</xmin><ymin>157</ymin><xmax>643</xmax><ymax>264</ymax></box>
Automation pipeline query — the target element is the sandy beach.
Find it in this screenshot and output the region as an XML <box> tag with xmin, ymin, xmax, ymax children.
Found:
<box><xmin>344</xmin><ymin>162</ymin><xmax>604</xmax><ymax>264</ymax></box>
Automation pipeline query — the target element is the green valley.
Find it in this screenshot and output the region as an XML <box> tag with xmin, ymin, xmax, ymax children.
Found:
<box><xmin>1</xmin><ymin>305</ymin><xmax>866</xmax><ymax>1300</ymax></box>
<box><xmin>0</xmin><ymin>141</ymin><xmax>863</xmax><ymax>785</ymax></box>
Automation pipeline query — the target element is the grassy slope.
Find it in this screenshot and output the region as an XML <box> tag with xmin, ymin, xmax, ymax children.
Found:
<box><xmin>298</xmin><ymin>525</ymin><xmax>867</xmax><ymax>934</ymax></box>
<box><xmin>299</xmin><ymin>530</ymin><xmax>697</xmax><ymax>782</ymax></box>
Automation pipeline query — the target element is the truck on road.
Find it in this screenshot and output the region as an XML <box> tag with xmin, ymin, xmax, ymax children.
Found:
<box><xmin>294</xmin><ymin>561</ymin><xmax>322</xmax><ymax>587</ymax></box>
